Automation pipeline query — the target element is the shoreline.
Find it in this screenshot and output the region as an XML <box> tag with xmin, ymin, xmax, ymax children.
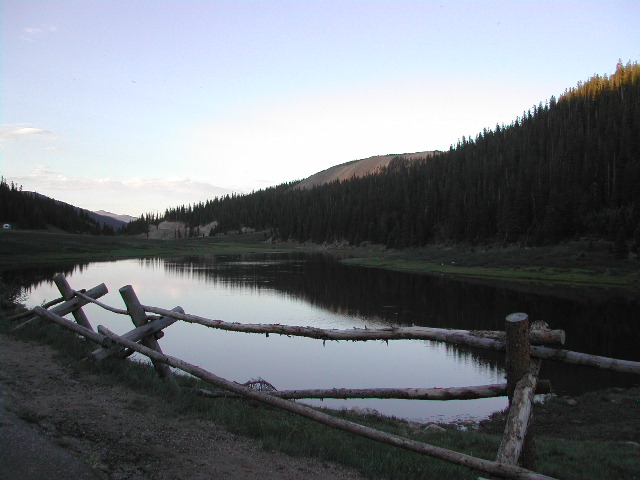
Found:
<box><xmin>1</xmin><ymin>230</ymin><xmax>638</xmax><ymax>296</ymax></box>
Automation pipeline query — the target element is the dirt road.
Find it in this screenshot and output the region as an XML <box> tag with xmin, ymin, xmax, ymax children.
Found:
<box><xmin>0</xmin><ymin>334</ymin><xmax>369</xmax><ymax>480</ymax></box>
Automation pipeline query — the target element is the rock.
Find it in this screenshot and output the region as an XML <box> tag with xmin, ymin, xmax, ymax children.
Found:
<box><xmin>421</xmin><ymin>424</ymin><xmax>446</xmax><ymax>434</ymax></box>
<box><xmin>559</xmin><ymin>396</ymin><xmax>578</xmax><ymax>406</ymax></box>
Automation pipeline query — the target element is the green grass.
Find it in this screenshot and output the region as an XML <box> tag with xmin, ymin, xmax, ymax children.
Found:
<box><xmin>3</xmin><ymin>230</ymin><xmax>638</xmax><ymax>294</ymax></box>
<box><xmin>0</xmin><ymin>230</ymin><xmax>286</xmax><ymax>267</ymax></box>
<box><xmin>2</xmin><ymin>294</ymin><xmax>638</xmax><ymax>480</ymax></box>
<box><xmin>341</xmin><ymin>240</ymin><xmax>640</xmax><ymax>293</ymax></box>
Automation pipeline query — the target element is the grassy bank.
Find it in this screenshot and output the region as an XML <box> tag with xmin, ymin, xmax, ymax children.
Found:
<box><xmin>1</xmin><ymin>290</ymin><xmax>638</xmax><ymax>480</ymax></box>
<box><xmin>341</xmin><ymin>240</ymin><xmax>640</xmax><ymax>293</ymax></box>
<box><xmin>2</xmin><ymin>230</ymin><xmax>638</xmax><ymax>294</ymax></box>
<box><xmin>0</xmin><ymin>230</ymin><xmax>285</xmax><ymax>268</ymax></box>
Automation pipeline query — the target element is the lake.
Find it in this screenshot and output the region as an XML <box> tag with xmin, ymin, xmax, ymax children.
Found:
<box><xmin>16</xmin><ymin>252</ymin><xmax>640</xmax><ymax>423</ymax></box>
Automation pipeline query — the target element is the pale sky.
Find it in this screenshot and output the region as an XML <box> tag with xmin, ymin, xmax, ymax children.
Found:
<box><xmin>2</xmin><ymin>1</ymin><xmax>639</xmax><ymax>217</ymax></box>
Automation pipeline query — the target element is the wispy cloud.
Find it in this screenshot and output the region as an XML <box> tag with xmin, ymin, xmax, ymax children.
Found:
<box><xmin>7</xmin><ymin>167</ymin><xmax>235</xmax><ymax>216</ymax></box>
<box><xmin>21</xmin><ymin>25</ymin><xmax>57</xmax><ymax>42</ymax></box>
<box><xmin>1</xmin><ymin>124</ymin><xmax>54</xmax><ymax>142</ymax></box>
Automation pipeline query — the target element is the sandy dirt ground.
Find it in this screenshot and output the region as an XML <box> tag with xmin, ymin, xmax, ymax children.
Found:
<box><xmin>0</xmin><ymin>334</ymin><xmax>370</xmax><ymax>480</ymax></box>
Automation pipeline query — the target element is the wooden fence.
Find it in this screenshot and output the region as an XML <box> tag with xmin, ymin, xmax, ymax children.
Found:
<box><xmin>10</xmin><ymin>274</ymin><xmax>640</xmax><ymax>480</ymax></box>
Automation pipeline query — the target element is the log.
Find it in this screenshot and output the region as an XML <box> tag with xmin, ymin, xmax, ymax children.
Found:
<box><xmin>119</xmin><ymin>285</ymin><xmax>178</xmax><ymax>390</ymax></box>
<box><xmin>53</xmin><ymin>274</ymin><xmax>93</xmax><ymax>331</ymax></box>
<box><xmin>33</xmin><ymin>306</ymin><xmax>111</xmax><ymax>347</ymax></box>
<box><xmin>5</xmin><ymin>296</ymin><xmax>64</xmax><ymax>321</ymax></box>
<box><xmin>91</xmin><ymin>306</ymin><xmax>183</xmax><ymax>360</ymax></box>
<box><xmin>141</xmin><ymin>305</ymin><xmax>561</xmax><ymax>348</ymax></box>
<box><xmin>143</xmin><ymin>305</ymin><xmax>639</xmax><ymax>374</ymax></box>
<box><xmin>504</xmin><ymin>313</ymin><xmax>536</xmax><ymax>469</ymax></box>
<box><xmin>505</xmin><ymin>313</ymin><xmax>530</xmax><ymax>403</ymax></box>
<box><xmin>13</xmin><ymin>283</ymin><xmax>108</xmax><ymax>331</ymax></box>
<box><xmin>99</xmin><ymin>326</ymin><xmax>557</xmax><ymax>480</ymax></box>
<box><xmin>191</xmin><ymin>381</ymin><xmax>551</xmax><ymax>400</ymax></box>
<box><xmin>530</xmin><ymin>345</ymin><xmax>640</xmax><ymax>374</ymax></box>
<box><xmin>497</xmin><ymin>360</ymin><xmax>541</xmax><ymax>465</ymax></box>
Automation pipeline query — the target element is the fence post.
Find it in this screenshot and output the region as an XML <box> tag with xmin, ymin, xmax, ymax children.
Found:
<box><xmin>53</xmin><ymin>274</ymin><xmax>94</xmax><ymax>331</ymax></box>
<box><xmin>502</xmin><ymin>312</ymin><xmax>537</xmax><ymax>469</ymax></box>
<box><xmin>119</xmin><ymin>285</ymin><xmax>179</xmax><ymax>392</ymax></box>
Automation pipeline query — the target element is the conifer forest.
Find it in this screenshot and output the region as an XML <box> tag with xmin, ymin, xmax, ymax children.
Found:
<box><xmin>154</xmin><ymin>62</ymin><xmax>639</xmax><ymax>248</ymax></box>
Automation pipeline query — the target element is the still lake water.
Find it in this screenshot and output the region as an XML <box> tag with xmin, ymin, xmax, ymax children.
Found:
<box><xmin>18</xmin><ymin>252</ymin><xmax>640</xmax><ymax>423</ymax></box>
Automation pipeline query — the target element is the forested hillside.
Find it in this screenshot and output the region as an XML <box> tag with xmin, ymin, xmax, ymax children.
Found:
<box><xmin>0</xmin><ymin>178</ymin><xmax>115</xmax><ymax>235</ymax></box>
<box><xmin>156</xmin><ymin>61</ymin><xmax>639</xmax><ymax>248</ymax></box>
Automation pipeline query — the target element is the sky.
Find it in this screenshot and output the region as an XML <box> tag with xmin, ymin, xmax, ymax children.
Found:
<box><xmin>2</xmin><ymin>1</ymin><xmax>639</xmax><ymax>217</ymax></box>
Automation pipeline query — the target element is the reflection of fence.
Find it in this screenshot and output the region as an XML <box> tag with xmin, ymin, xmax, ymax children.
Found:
<box><xmin>13</xmin><ymin>274</ymin><xmax>640</xmax><ymax>480</ymax></box>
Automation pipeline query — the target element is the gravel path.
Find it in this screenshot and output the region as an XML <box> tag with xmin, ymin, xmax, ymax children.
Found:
<box><xmin>0</xmin><ymin>334</ymin><xmax>369</xmax><ymax>480</ymax></box>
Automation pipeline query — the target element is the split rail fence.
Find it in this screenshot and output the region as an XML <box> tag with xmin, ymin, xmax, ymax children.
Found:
<box><xmin>11</xmin><ymin>274</ymin><xmax>640</xmax><ymax>480</ymax></box>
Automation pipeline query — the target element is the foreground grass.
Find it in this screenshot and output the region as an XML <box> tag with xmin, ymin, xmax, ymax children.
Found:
<box><xmin>1</xmin><ymin>301</ymin><xmax>638</xmax><ymax>480</ymax></box>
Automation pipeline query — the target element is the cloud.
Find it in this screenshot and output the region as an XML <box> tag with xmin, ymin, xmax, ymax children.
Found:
<box><xmin>1</xmin><ymin>124</ymin><xmax>54</xmax><ymax>142</ymax></box>
<box><xmin>6</xmin><ymin>168</ymin><xmax>235</xmax><ymax>216</ymax></box>
<box><xmin>21</xmin><ymin>25</ymin><xmax>57</xmax><ymax>42</ymax></box>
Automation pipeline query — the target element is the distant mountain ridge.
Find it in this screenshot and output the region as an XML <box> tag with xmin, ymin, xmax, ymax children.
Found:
<box><xmin>94</xmin><ymin>210</ymin><xmax>136</xmax><ymax>224</ymax></box>
<box><xmin>294</xmin><ymin>151</ymin><xmax>440</xmax><ymax>190</ymax></box>
<box><xmin>25</xmin><ymin>191</ymin><xmax>128</xmax><ymax>231</ymax></box>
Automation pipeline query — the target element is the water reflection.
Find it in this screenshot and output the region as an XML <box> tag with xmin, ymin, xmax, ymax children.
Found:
<box><xmin>10</xmin><ymin>252</ymin><xmax>640</xmax><ymax>422</ymax></box>
<box><xmin>159</xmin><ymin>253</ymin><xmax>640</xmax><ymax>360</ymax></box>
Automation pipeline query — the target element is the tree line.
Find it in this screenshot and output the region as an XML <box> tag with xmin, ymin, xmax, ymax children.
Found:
<box><xmin>137</xmin><ymin>61</ymin><xmax>640</xmax><ymax>253</ymax></box>
<box><xmin>0</xmin><ymin>178</ymin><xmax>115</xmax><ymax>235</ymax></box>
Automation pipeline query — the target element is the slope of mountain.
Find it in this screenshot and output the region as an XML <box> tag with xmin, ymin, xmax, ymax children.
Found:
<box><xmin>159</xmin><ymin>61</ymin><xmax>640</xmax><ymax>249</ymax></box>
<box><xmin>294</xmin><ymin>151</ymin><xmax>439</xmax><ymax>190</ymax></box>
<box><xmin>0</xmin><ymin>183</ymin><xmax>128</xmax><ymax>234</ymax></box>
<box><xmin>87</xmin><ymin>211</ymin><xmax>126</xmax><ymax>231</ymax></box>
<box><xmin>94</xmin><ymin>210</ymin><xmax>136</xmax><ymax>224</ymax></box>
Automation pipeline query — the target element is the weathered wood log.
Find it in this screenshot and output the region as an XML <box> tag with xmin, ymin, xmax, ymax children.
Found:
<box><xmin>505</xmin><ymin>313</ymin><xmax>530</xmax><ymax>403</ymax></box>
<box><xmin>470</xmin><ymin>327</ymin><xmax>564</xmax><ymax>346</ymax></box>
<box><xmin>99</xmin><ymin>326</ymin><xmax>557</xmax><ymax>480</ymax></box>
<box><xmin>119</xmin><ymin>285</ymin><xmax>178</xmax><ymax>391</ymax></box>
<box><xmin>5</xmin><ymin>296</ymin><xmax>65</xmax><ymax>321</ymax></box>
<box><xmin>530</xmin><ymin>345</ymin><xmax>640</xmax><ymax>374</ymax></box>
<box><xmin>140</xmin><ymin>305</ymin><xmax>561</xmax><ymax>347</ymax></box>
<box><xmin>13</xmin><ymin>283</ymin><xmax>108</xmax><ymax>331</ymax></box>
<box><xmin>497</xmin><ymin>360</ymin><xmax>541</xmax><ymax>466</ymax></box>
<box><xmin>72</xmin><ymin>289</ymin><xmax>128</xmax><ymax>315</ymax></box>
<box><xmin>143</xmin><ymin>304</ymin><xmax>640</xmax><ymax>374</ymax></box>
<box><xmin>91</xmin><ymin>306</ymin><xmax>183</xmax><ymax>360</ymax></box>
<box><xmin>33</xmin><ymin>306</ymin><xmax>111</xmax><ymax>347</ymax></box>
<box><xmin>191</xmin><ymin>381</ymin><xmax>551</xmax><ymax>400</ymax></box>
<box><xmin>53</xmin><ymin>274</ymin><xmax>93</xmax><ymax>331</ymax></box>
<box><xmin>504</xmin><ymin>313</ymin><xmax>536</xmax><ymax>470</ymax></box>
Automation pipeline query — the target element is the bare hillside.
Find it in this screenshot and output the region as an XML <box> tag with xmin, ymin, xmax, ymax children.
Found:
<box><xmin>294</xmin><ymin>151</ymin><xmax>438</xmax><ymax>190</ymax></box>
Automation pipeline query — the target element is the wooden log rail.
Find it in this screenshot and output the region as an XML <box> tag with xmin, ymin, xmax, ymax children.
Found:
<box><xmin>141</xmin><ymin>305</ymin><xmax>564</xmax><ymax>346</ymax></box>
<box><xmin>140</xmin><ymin>305</ymin><xmax>640</xmax><ymax>375</ymax></box>
<box><xmin>192</xmin><ymin>381</ymin><xmax>551</xmax><ymax>400</ymax></box>
<box><xmin>13</xmin><ymin>283</ymin><xmax>108</xmax><ymax>331</ymax></box>
<box><xmin>31</xmin><ymin>299</ymin><xmax>559</xmax><ymax>479</ymax></box>
<box><xmin>25</xmin><ymin>275</ymin><xmax>640</xmax><ymax>480</ymax></box>
<box><xmin>99</xmin><ymin>325</ymin><xmax>558</xmax><ymax>480</ymax></box>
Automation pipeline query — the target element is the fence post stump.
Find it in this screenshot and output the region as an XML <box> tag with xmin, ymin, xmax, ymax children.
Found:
<box><xmin>53</xmin><ymin>274</ymin><xmax>94</xmax><ymax>331</ymax></box>
<box><xmin>119</xmin><ymin>285</ymin><xmax>179</xmax><ymax>392</ymax></box>
<box><xmin>502</xmin><ymin>312</ymin><xmax>537</xmax><ymax>469</ymax></box>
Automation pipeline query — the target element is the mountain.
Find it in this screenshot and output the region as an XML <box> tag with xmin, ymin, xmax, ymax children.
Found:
<box><xmin>294</xmin><ymin>151</ymin><xmax>439</xmax><ymax>190</ymax></box>
<box><xmin>157</xmin><ymin>61</ymin><xmax>640</xmax><ymax>249</ymax></box>
<box><xmin>0</xmin><ymin>184</ymin><xmax>126</xmax><ymax>234</ymax></box>
<box><xmin>87</xmin><ymin>211</ymin><xmax>127</xmax><ymax>231</ymax></box>
<box><xmin>24</xmin><ymin>192</ymin><xmax>127</xmax><ymax>231</ymax></box>
<box><xmin>93</xmin><ymin>210</ymin><xmax>136</xmax><ymax>224</ymax></box>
